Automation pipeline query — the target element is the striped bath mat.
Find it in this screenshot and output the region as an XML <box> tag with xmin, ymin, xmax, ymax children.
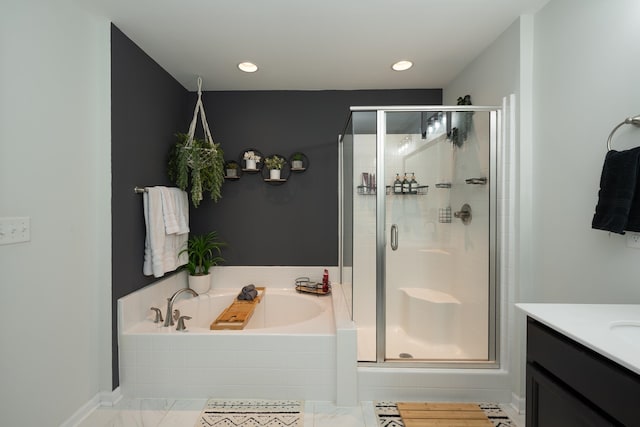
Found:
<box><xmin>196</xmin><ymin>399</ymin><xmax>303</xmax><ymax>427</ymax></box>
<box><xmin>375</xmin><ymin>402</ymin><xmax>516</xmax><ymax>427</ymax></box>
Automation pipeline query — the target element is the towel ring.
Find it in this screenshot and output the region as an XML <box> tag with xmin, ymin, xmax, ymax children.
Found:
<box><xmin>607</xmin><ymin>115</ymin><xmax>640</xmax><ymax>151</ymax></box>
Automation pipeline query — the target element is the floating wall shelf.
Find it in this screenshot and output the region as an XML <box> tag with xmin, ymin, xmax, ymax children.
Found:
<box><xmin>224</xmin><ymin>149</ymin><xmax>308</xmax><ymax>185</ymax></box>
<box><xmin>465</xmin><ymin>177</ymin><xmax>487</xmax><ymax>185</ymax></box>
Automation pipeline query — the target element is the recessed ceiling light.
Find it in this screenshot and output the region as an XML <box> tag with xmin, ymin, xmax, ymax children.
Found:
<box><xmin>238</xmin><ymin>62</ymin><xmax>258</xmax><ymax>73</ymax></box>
<box><xmin>391</xmin><ymin>60</ymin><xmax>413</xmax><ymax>71</ymax></box>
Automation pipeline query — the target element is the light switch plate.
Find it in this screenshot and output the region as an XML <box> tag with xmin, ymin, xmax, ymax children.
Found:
<box><xmin>0</xmin><ymin>217</ymin><xmax>30</xmax><ymax>245</ymax></box>
<box><xmin>626</xmin><ymin>233</ymin><xmax>640</xmax><ymax>249</ymax></box>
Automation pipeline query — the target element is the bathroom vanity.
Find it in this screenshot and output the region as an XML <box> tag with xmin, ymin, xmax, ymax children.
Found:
<box><xmin>518</xmin><ymin>304</ymin><xmax>640</xmax><ymax>427</ymax></box>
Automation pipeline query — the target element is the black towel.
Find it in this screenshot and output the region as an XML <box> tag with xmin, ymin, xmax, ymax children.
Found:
<box><xmin>241</xmin><ymin>284</ymin><xmax>255</xmax><ymax>293</ymax></box>
<box><xmin>237</xmin><ymin>284</ymin><xmax>258</xmax><ymax>301</ymax></box>
<box><xmin>592</xmin><ymin>147</ymin><xmax>640</xmax><ymax>234</ymax></box>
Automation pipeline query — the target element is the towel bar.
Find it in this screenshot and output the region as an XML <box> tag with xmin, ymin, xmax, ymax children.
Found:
<box><xmin>607</xmin><ymin>115</ymin><xmax>640</xmax><ymax>151</ymax></box>
<box><xmin>134</xmin><ymin>187</ymin><xmax>148</xmax><ymax>193</ymax></box>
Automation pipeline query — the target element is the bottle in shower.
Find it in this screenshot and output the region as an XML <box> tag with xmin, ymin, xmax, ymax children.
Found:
<box><xmin>393</xmin><ymin>174</ymin><xmax>402</xmax><ymax>194</ymax></box>
<box><xmin>410</xmin><ymin>173</ymin><xmax>419</xmax><ymax>194</ymax></box>
<box><xmin>402</xmin><ymin>174</ymin><xmax>410</xmax><ymax>194</ymax></box>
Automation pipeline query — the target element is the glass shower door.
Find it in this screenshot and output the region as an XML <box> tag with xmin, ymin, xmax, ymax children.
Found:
<box><xmin>382</xmin><ymin>109</ymin><xmax>495</xmax><ymax>362</ymax></box>
<box><xmin>383</xmin><ymin>110</ymin><xmax>439</xmax><ymax>361</ymax></box>
<box><xmin>343</xmin><ymin>107</ymin><xmax>498</xmax><ymax>366</ymax></box>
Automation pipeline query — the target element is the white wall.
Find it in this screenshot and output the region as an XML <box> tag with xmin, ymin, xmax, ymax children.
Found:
<box><xmin>445</xmin><ymin>0</ymin><xmax>640</xmax><ymax>409</ymax></box>
<box><xmin>444</xmin><ymin>19</ymin><xmax>521</xmax><ymax>107</ymax></box>
<box><xmin>532</xmin><ymin>0</ymin><xmax>640</xmax><ymax>303</ymax></box>
<box><xmin>0</xmin><ymin>0</ymin><xmax>111</xmax><ymax>425</ymax></box>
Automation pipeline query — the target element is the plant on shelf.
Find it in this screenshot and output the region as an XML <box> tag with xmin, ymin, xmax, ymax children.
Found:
<box><xmin>243</xmin><ymin>150</ymin><xmax>261</xmax><ymax>170</ymax></box>
<box><xmin>178</xmin><ymin>231</ymin><xmax>226</xmax><ymax>293</ymax></box>
<box><xmin>447</xmin><ymin>94</ymin><xmax>474</xmax><ymax>148</ymax></box>
<box><xmin>168</xmin><ymin>133</ymin><xmax>225</xmax><ymax>207</ymax></box>
<box><xmin>291</xmin><ymin>153</ymin><xmax>304</xmax><ymax>169</ymax></box>
<box><xmin>265</xmin><ymin>155</ymin><xmax>286</xmax><ymax>170</ymax></box>
<box><xmin>225</xmin><ymin>161</ymin><xmax>239</xmax><ymax>177</ymax></box>
<box><xmin>265</xmin><ymin>155</ymin><xmax>286</xmax><ymax>180</ymax></box>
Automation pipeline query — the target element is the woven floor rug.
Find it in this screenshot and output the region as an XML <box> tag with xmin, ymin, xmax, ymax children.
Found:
<box><xmin>375</xmin><ymin>402</ymin><xmax>516</xmax><ymax>427</ymax></box>
<box><xmin>196</xmin><ymin>399</ymin><xmax>303</xmax><ymax>427</ymax></box>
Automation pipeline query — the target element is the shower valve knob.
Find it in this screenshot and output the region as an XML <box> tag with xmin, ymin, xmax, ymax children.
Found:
<box><xmin>454</xmin><ymin>203</ymin><xmax>472</xmax><ymax>225</ymax></box>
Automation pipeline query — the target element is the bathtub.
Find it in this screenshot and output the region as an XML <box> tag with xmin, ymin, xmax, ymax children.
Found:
<box><xmin>118</xmin><ymin>271</ymin><xmax>349</xmax><ymax>401</ymax></box>
<box><xmin>125</xmin><ymin>288</ymin><xmax>334</xmax><ymax>334</ymax></box>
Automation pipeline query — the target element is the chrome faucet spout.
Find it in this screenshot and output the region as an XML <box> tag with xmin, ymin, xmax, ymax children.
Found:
<box><xmin>163</xmin><ymin>288</ymin><xmax>198</xmax><ymax>327</ymax></box>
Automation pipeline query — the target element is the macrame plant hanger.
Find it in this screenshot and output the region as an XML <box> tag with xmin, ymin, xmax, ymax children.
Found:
<box><xmin>175</xmin><ymin>76</ymin><xmax>223</xmax><ymax>207</ymax></box>
<box><xmin>182</xmin><ymin>76</ymin><xmax>216</xmax><ymax>168</ymax></box>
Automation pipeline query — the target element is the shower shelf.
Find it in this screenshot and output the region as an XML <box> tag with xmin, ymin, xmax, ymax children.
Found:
<box><xmin>465</xmin><ymin>177</ymin><xmax>487</xmax><ymax>185</ymax></box>
<box><xmin>357</xmin><ymin>185</ymin><xmax>428</xmax><ymax>195</ymax></box>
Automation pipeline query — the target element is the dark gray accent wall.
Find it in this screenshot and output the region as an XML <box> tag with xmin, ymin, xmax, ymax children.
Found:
<box><xmin>110</xmin><ymin>24</ymin><xmax>442</xmax><ymax>389</ymax></box>
<box><xmin>111</xmin><ymin>24</ymin><xmax>189</xmax><ymax>388</ymax></box>
<box><xmin>190</xmin><ymin>89</ymin><xmax>442</xmax><ymax>265</ymax></box>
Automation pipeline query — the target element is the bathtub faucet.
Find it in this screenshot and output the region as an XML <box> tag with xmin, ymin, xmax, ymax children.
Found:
<box><xmin>164</xmin><ymin>288</ymin><xmax>198</xmax><ymax>327</ymax></box>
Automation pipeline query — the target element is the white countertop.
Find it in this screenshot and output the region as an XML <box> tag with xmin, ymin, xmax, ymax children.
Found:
<box><xmin>517</xmin><ymin>303</ymin><xmax>640</xmax><ymax>376</ymax></box>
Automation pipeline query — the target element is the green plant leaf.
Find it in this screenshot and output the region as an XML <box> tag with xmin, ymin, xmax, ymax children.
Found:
<box><xmin>168</xmin><ymin>134</ymin><xmax>225</xmax><ymax>207</ymax></box>
<box><xmin>178</xmin><ymin>231</ymin><xmax>227</xmax><ymax>276</ymax></box>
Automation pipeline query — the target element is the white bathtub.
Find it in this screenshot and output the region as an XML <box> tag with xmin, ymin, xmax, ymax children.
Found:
<box><xmin>118</xmin><ymin>275</ymin><xmax>345</xmax><ymax>401</ymax></box>
<box><xmin>125</xmin><ymin>288</ymin><xmax>334</xmax><ymax>334</ymax></box>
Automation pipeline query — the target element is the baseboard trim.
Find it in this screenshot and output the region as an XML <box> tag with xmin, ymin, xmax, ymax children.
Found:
<box><xmin>510</xmin><ymin>391</ymin><xmax>525</xmax><ymax>414</ymax></box>
<box><xmin>60</xmin><ymin>388</ymin><xmax>122</xmax><ymax>427</ymax></box>
<box><xmin>99</xmin><ymin>387</ymin><xmax>123</xmax><ymax>407</ymax></box>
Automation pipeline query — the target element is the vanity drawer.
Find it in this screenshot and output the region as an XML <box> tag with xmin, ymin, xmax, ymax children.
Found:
<box><xmin>527</xmin><ymin>318</ymin><xmax>640</xmax><ymax>427</ymax></box>
<box><xmin>526</xmin><ymin>362</ymin><xmax>615</xmax><ymax>426</ymax></box>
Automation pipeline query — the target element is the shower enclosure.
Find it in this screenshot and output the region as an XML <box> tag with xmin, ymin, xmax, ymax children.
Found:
<box><xmin>339</xmin><ymin>106</ymin><xmax>500</xmax><ymax>367</ymax></box>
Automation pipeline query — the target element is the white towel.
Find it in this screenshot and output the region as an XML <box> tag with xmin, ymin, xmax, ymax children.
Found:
<box><xmin>143</xmin><ymin>187</ymin><xmax>189</xmax><ymax>278</ymax></box>
<box><xmin>160</xmin><ymin>186</ymin><xmax>180</xmax><ymax>234</ymax></box>
<box><xmin>175</xmin><ymin>189</ymin><xmax>189</xmax><ymax>235</ymax></box>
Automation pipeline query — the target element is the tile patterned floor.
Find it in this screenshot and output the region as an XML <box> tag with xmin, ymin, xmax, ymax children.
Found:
<box><xmin>77</xmin><ymin>398</ymin><xmax>525</xmax><ymax>427</ymax></box>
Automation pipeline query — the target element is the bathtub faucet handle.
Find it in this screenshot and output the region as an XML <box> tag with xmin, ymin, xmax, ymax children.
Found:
<box><xmin>176</xmin><ymin>314</ymin><xmax>192</xmax><ymax>331</ymax></box>
<box><xmin>150</xmin><ymin>307</ymin><xmax>163</xmax><ymax>323</ymax></box>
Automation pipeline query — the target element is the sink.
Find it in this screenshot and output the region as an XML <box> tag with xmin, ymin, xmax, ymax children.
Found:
<box><xmin>610</xmin><ymin>321</ymin><xmax>640</xmax><ymax>348</ymax></box>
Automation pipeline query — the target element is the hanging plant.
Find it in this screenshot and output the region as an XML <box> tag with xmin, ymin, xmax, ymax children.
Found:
<box><xmin>167</xmin><ymin>77</ymin><xmax>225</xmax><ymax>207</ymax></box>
<box><xmin>168</xmin><ymin>133</ymin><xmax>224</xmax><ymax>207</ymax></box>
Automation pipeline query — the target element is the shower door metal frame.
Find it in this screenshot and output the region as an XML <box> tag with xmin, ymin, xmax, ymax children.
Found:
<box><xmin>375</xmin><ymin>110</ymin><xmax>387</xmax><ymax>363</ymax></box>
<box><xmin>351</xmin><ymin>105</ymin><xmax>501</xmax><ymax>369</ymax></box>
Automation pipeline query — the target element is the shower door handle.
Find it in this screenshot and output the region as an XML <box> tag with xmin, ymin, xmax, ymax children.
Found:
<box><xmin>391</xmin><ymin>224</ymin><xmax>398</xmax><ymax>251</ymax></box>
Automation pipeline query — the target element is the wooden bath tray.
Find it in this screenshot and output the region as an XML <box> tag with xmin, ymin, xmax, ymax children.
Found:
<box><xmin>397</xmin><ymin>402</ymin><xmax>492</xmax><ymax>427</ymax></box>
<box><xmin>210</xmin><ymin>287</ymin><xmax>265</xmax><ymax>330</ymax></box>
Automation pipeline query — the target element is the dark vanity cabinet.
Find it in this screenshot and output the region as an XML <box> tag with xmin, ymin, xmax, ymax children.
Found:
<box><xmin>526</xmin><ymin>318</ymin><xmax>640</xmax><ymax>427</ymax></box>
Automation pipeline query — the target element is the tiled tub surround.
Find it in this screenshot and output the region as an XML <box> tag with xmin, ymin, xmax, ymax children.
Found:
<box><xmin>118</xmin><ymin>267</ymin><xmax>357</xmax><ymax>403</ymax></box>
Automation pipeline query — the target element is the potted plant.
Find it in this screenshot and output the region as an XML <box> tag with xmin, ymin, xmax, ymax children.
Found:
<box><xmin>447</xmin><ymin>94</ymin><xmax>474</xmax><ymax>148</ymax></box>
<box><xmin>179</xmin><ymin>231</ymin><xmax>226</xmax><ymax>294</ymax></box>
<box><xmin>243</xmin><ymin>150</ymin><xmax>261</xmax><ymax>170</ymax></box>
<box><xmin>225</xmin><ymin>161</ymin><xmax>239</xmax><ymax>178</ymax></box>
<box><xmin>291</xmin><ymin>153</ymin><xmax>304</xmax><ymax>169</ymax></box>
<box><xmin>265</xmin><ymin>155</ymin><xmax>286</xmax><ymax>179</ymax></box>
<box><xmin>168</xmin><ymin>133</ymin><xmax>225</xmax><ymax>207</ymax></box>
